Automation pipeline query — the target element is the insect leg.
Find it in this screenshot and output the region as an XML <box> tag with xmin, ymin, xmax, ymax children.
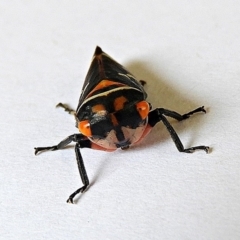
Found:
<box><xmin>148</xmin><ymin>108</ymin><xmax>209</xmax><ymax>153</ymax></box>
<box><xmin>66</xmin><ymin>143</ymin><xmax>90</xmax><ymax>204</ymax></box>
<box><xmin>56</xmin><ymin>102</ymin><xmax>76</xmax><ymax>116</ymax></box>
<box><xmin>139</xmin><ymin>80</ymin><xmax>146</xmax><ymax>86</ymax></box>
<box><xmin>157</xmin><ymin>106</ymin><xmax>206</xmax><ymax>121</ymax></box>
<box><xmin>35</xmin><ymin>134</ymin><xmax>91</xmax><ymax>203</ymax></box>
<box><xmin>34</xmin><ymin>134</ymin><xmax>85</xmax><ymax>155</ymax></box>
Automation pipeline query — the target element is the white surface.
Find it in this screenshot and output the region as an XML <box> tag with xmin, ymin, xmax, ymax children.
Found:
<box><xmin>1</xmin><ymin>1</ymin><xmax>240</xmax><ymax>239</ymax></box>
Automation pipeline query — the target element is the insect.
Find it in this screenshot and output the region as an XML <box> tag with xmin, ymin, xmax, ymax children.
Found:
<box><xmin>35</xmin><ymin>46</ymin><xmax>209</xmax><ymax>203</ymax></box>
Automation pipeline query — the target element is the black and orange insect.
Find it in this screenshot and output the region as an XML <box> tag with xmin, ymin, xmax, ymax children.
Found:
<box><xmin>35</xmin><ymin>46</ymin><xmax>209</xmax><ymax>203</ymax></box>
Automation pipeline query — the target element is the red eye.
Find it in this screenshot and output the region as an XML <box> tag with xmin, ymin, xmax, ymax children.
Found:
<box><xmin>78</xmin><ymin>120</ymin><xmax>92</xmax><ymax>137</ymax></box>
<box><xmin>136</xmin><ymin>101</ymin><xmax>149</xmax><ymax>120</ymax></box>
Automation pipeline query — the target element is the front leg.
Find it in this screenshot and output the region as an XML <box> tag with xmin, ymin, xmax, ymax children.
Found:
<box><xmin>148</xmin><ymin>107</ymin><xmax>209</xmax><ymax>153</ymax></box>
<box><xmin>35</xmin><ymin>134</ymin><xmax>111</xmax><ymax>203</ymax></box>
<box><xmin>66</xmin><ymin>143</ymin><xmax>90</xmax><ymax>203</ymax></box>
<box><xmin>155</xmin><ymin>106</ymin><xmax>206</xmax><ymax>121</ymax></box>
<box><xmin>34</xmin><ymin>134</ymin><xmax>86</xmax><ymax>155</ymax></box>
<box><xmin>35</xmin><ymin>134</ymin><xmax>90</xmax><ymax>203</ymax></box>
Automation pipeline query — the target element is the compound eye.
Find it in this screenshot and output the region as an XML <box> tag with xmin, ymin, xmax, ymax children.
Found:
<box><xmin>78</xmin><ymin>120</ymin><xmax>92</xmax><ymax>137</ymax></box>
<box><xmin>136</xmin><ymin>101</ymin><xmax>149</xmax><ymax>120</ymax></box>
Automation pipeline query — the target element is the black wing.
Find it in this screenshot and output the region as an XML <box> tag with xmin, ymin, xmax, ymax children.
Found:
<box><xmin>77</xmin><ymin>46</ymin><xmax>147</xmax><ymax>110</ymax></box>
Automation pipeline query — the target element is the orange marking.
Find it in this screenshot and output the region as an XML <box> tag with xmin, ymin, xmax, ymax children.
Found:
<box><xmin>114</xmin><ymin>96</ymin><xmax>128</xmax><ymax>111</ymax></box>
<box><xmin>92</xmin><ymin>104</ymin><xmax>105</xmax><ymax>113</ymax></box>
<box><xmin>136</xmin><ymin>101</ymin><xmax>150</xmax><ymax>120</ymax></box>
<box><xmin>110</xmin><ymin>113</ymin><xmax>118</xmax><ymax>126</ymax></box>
<box><xmin>87</xmin><ymin>79</ymin><xmax>125</xmax><ymax>98</ymax></box>
<box><xmin>78</xmin><ymin>120</ymin><xmax>92</xmax><ymax>137</ymax></box>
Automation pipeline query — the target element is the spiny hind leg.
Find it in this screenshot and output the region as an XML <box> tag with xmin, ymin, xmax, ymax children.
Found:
<box><xmin>56</xmin><ymin>103</ymin><xmax>76</xmax><ymax>116</ymax></box>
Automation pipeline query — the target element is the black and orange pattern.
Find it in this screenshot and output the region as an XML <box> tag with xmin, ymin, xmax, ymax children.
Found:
<box><xmin>35</xmin><ymin>47</ymin><xmax>209</xmax><ymax>203</ymax></box>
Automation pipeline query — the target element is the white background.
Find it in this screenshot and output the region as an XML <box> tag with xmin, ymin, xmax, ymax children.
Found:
<box><xmin>1</xmin><ymin>1</ymin><xmax>240</xmax><ymax>239</ymax></box>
